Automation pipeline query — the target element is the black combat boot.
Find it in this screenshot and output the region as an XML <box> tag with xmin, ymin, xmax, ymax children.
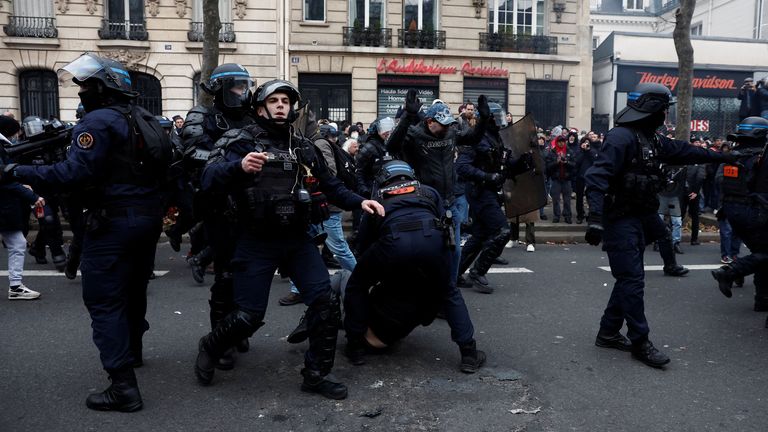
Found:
<box><xmin>456</xmin><ymin>274</ymin><xmax>474</xmax><ymax>289</ymax></box>
<box><xmin>659</xmin><ymin>238</ymin><xmax>689</xmax><ymax>277</ymax></box>
<box><xmin>301</xmin><ymin>368</ymin><xmax>348</xmax><ymax>400</ymax></box>
<box><xmin>711</xmin><ymin>265</ymin><xmax>737</xmax><ymax>298</ymax></box>
<box><xmin>28</xmin><ymin>246</ymin><xmax>48</xmax><ymax>264</ymax></box>
<box><xmin>468</xmin><ymin>269</ymin><xmax>494</xmax><ymax>294</ymax></box>
<box><xmin>459</xmin><ymin>340</ymin><xmax>487</xmax><ymax>373</ymax></box>
<box><xmin>595</xmin><ymin>331</ymin><xmax>632</xmax><ymax>352</ymax></box>
<box><xmin>631</xmin><ymin>340</ymin><xmax>670</xmax><ymax>368</ymax></box>
<box><xmin>85</xmin><ymin>367</ymin><xmax>143</xmax><ymax>412</ymax></box>
<box><xmin>64</xmin><ymin>247</ymin><xmax>80</xmax><ymax>280</ymax></box>
<box><xmin>195</xmin><ymin>310</ymin><xmax>261</xmax><ymax>385</ymax></box>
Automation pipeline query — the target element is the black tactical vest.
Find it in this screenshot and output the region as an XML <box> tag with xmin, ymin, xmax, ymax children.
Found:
<box><xmin>610</xmin><ymin>129</ymin><xmax>665</xmax><ymax>216</ymax></box>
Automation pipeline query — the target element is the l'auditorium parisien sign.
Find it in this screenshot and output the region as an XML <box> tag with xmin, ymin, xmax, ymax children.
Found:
<box><xmin>376</xmin><ymin>58</ymin><xmax>509</xmax><ymax>77</ymax></box>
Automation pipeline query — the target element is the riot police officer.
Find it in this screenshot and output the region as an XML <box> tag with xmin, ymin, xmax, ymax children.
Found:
<box><xmin>711</xmin><ymin>117</ymin><xmax>768</xmax><ymax>309</ymax></box>
<box><xmin>181</xmin><ymin>63</ymin><xmax>256</xmax><ymax>369</ymax></box>
<box><xmin>584</xmin><ymin>83</ymin><xmax>733</xmax><ymax>368</ymax></box>
<box><xmin>344</xmin><ymin>160</ymin><xmax>486</xmax><ymax>372</ymax></box>
<box><xmin>194</xmin><ymin>80</ymin><xmax>384</xmax><ymax>399</ymax></box>
<box><xmin>1</xmin><ymin>53</ymin><xmax>166</xmax><ymax>411</ymax></box>
<box><xmin>456</xmin><ymin>104</ymin><xmax>532</xmax><ymax>293</ymax></box>
<box><xmin>355</xmin><ymin>116</ymin><xmax>395</xmax><ymax>198</ymax></box>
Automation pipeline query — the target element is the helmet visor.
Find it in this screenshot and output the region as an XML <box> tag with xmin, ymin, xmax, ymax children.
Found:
<box><xmin>23</xmin><ymin>118</ymin><xmax>44</xmax><ymax>138</ymax></box>
<box><xmin>57</xmin><ymin>54</ymin><xmax>105</xmax><ymax>87</ymax></box>
<box><xmin>221</xmin><ymin>77</ymin><xmax>254</xmax><ymax>109</ymax></box>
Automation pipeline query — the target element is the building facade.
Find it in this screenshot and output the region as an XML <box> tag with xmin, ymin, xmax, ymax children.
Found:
<box><xmin>1</xmin><ymin>0</ymin><xmax>592</xmax><ymax>129</ymax></box>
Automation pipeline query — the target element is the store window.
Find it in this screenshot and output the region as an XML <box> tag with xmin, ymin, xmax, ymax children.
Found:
<box><xmin>403</xmin><ymin>0</ymin><xmax>437</xmax><ymax>31</ymax></box>
<box><xmin>299</xmin><ymin>74</ymin><xmax>352</xmax><ymax>124</ymax></box>
<box><xmin>488</xmin><ymin>0</ymin><xmax>544</xmax><ymax>35</ymax></box>
<box><xmin>624</xmin><ymin>0</ymin><xmax>644</xmax><ymax>11</ymax></box>
<box><xmin>377</xmin><ymin>75</ymin><xmax>439</xmax><ymax>118</ymax></box>
<box><xmin>350</xmin><ymin>0</ymin><xmax>385</xmax><ymax>27</ymax></box>
<box><xmin>463</xmin><ymin>77</ymin><xmax>508</xmax><ymax>110</ymax></box>
<box><xmin>19</xmin><ymin>70</ymin><xmax>59</xmax><ymax>120</ymax></box>
<box><xmin>525</xmin><ymin>80</ymin><xmax>567</xmax><ymax>129</ymax></box>
<box><xmin>130</xmin><ymin>71</ymin><xmax>163</xmax><ymax>115</ymax></box>
<box><xmin>304</xmin><ymin>0</ymin><xmax>325</xmax><ymax>22</ymax></box>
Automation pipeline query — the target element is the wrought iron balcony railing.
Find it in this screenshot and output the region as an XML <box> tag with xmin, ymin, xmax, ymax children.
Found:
<box><xmin>3</xmin><ymin>16</ymin><xmax>58</xmax><ymax>38</ymax></box>
<box><xmin>397</xmin><ymin>29</ymin><xmax>446</xmax><ymax>49</ymax></box>
<box><xmin>342</xmin><ymin>26</ymin><xmax>392</xmax><ymax>47</ymax></box>
<box><xmin>479</xmin><ymin>32</ymin><xmax>558</xmax><ymax>55</ymax></box>
<box><xmin>187</xmin><ymin>22</ymin><xmax>236</xmax><ymax>43</ymax></box>
<box><xmin>98</xmin><ymin>19</ymin><xmax>148</xmax><ymax>41</ymax></box>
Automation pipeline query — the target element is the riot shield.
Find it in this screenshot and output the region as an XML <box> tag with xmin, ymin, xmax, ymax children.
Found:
<box><xmin>500</xmin><ymin>114</ymin><xmax>547</xmax><ymax>219</ymax></box>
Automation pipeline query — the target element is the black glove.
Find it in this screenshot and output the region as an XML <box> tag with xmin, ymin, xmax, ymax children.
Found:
<box><xmin>484</xmin><ymin>172</ymin><xmax>504</xmax><ymax>187</ymax></box>
<box><xmin>405</xmin><ymin>88</ymin><xmax>422</xmax><ymax>117</ymax></box>
<box><xmin>584</xmin><ymin>213</ymin><xmax>603</xmax><ymax>246</ymax></box>
<box><xmin>477</xmin><ymin>95</ymin><xmax>491</xmax><ymax>120</ymax></box>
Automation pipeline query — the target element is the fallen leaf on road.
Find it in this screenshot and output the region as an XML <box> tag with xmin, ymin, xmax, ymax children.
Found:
<box><xmin>509</xmin><ymin>407</ymin><xmax>541</xmax><ymax>415</ymax></box>
<box><xmin>174</xmin><ymin>311</ymin><xmax>182</xmax><ymax>315</ymax></box>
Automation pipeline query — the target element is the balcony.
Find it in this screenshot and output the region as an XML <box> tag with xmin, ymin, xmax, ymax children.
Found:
<box><xmin>397</xmin><ymin>29</ymin><xmax>446</xmax><ymax>50</ymax></box>
<box><xmin>3</xmin><ymin>16</ymin><xmax>58</xmax><ymax>38</ymax></box>
<box><xmin>187</xmin><ymin>22</ymin><xmax>236</xmax><ymax>43</ymax></box>
<box><xmin>342</xmin><ymin>26</ymin><xmax>392</xmax><ymax>47</ymax></box>
<box><xmin>479</xmin><ymin>32</ymin><xmax>558</xmax><ymax>55</ymax></box>
<box><xmin>98</xmin><ymin>19</ymin><xmax>148</xmax><ymax>41</ymax></box>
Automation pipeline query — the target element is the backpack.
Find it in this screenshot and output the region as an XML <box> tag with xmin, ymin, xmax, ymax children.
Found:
<box><xmin>329</xmin><ymin>141</ymin><xmax>357</xmax><ymax>190</ymax></box>
<box><xmin>111</xmin><ymin>104</ymin><xmax>173</xmax><ymax>178</ymax></box>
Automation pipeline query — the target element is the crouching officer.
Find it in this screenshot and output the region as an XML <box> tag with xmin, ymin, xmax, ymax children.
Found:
<box><xmin>344</xmin><ymin>160</ymin><xmax>486</xmax><ymax>373</ymax></box>
<box><xmin>456</xmin><ymin>103</ymin><xmax>532</xmax><ymax>293</ymax></box>
<box><xmin>1</xmin><ymin>53</ymin><xmax>166</xmax><ymax>411</ymax></box>
<box><xmin>584</xmin><ymin>83</ymin><xmax>734</xmax><ymax>368</ymax></box>
<box><xmin>711</xmin><ymin>117</ymin><xmax>768</xmax><ymax>309</ymax></box>
<box><xmin>194</xmin><ymin>80</ymin><xmax>384</xmax><ymax>400</ymax></box>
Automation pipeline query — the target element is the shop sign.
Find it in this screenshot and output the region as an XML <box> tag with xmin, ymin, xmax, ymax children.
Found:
<box><xmin>691</xmin><ymin>119</ymin><xmax>709</xmax><ymax>132</ymax></box>
<box><xmin>617</xmin><ymin>65</ymin><xmax>750</xmax><ymax>98</ymax></box>
<box><xmin>377</xmin><ymin>58</ymin><xmax>509</xmax><ymax>77</ymax></box>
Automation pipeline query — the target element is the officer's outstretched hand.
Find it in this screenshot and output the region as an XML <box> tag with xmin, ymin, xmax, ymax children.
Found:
<box><xmin>477</xmin><ymin>95</ymin><xmax>491</xmax><ymax>119</ymax></box>
<box><xmin>584</xmin><ymin>213</ymin><xmax>603</xmax><ymax>246</ymax></box>
<box><xmin>241</xmin><ymin>152</ymin><xmax>269</xmax><ymax>174</ymax></box>
<box><xmin>405</xmin><ymin>88</ymin><xmax>422</xmax><ymax>116</ymax></box>
<box><xmin>361</xmin><ymin>199</ymin><xmax>385</xmax><ymax>217</ymax></box>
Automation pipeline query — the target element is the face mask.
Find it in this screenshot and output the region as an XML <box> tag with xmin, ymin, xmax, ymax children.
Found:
<box><xmin>78</xmin><ymin>88</ymin><xmax>103</xmax><ymax>113</ymax></box>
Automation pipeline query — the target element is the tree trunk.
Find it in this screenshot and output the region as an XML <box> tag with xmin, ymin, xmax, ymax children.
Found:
<box><xmin>199</xmin><ymin>0</ymin><xmax>221</xmax><ymax>107</ymax></box>
<box><xmin>673</xmin><ymin>0</ymin><xmax>695</xmax><ymax>141</ymax></box>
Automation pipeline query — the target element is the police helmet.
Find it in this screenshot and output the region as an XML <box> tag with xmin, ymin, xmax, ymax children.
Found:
<box><xmin>425</xmin><ymin>102</ymin><xmax>456</xmax><ymax>126</ymax></box>
<box><xmin>615</xmin><ymin>83</ymin><xmax>675</xmax><ymax>125</ymax></box>
<box><xmin>22</xmin><ymin>116</ymin><xmax>45</xmax><ymax>138</ymax></box>
<box><xmin>58</xmin><ymin>53</ymin><xmax>137</xmax><ymax>98</ymax></box>
<box><xmin>155</xmin><ymin>115</ymin><xmax>173</xmax><ymax>131</ymax></box>
<box><xmin>488</xmin><ymin>102</ymin><xmax>508</xmax><ymax>128</ymax></box>
<box><xmin>727</xmin><ymin>116</ymin><xmax>768</xmax><ymax>143</ymax></box>
<box><xmin>375</xmin><ymin>160</ymin><xmax>417</xmax><ymax>189</ymax></box>
<box><xmin>201</xmin><ymin>63</ymin><xmax>254</xmax><ymax>110</ymax></box>
<box><xmin>251</xmin><ymin>79</ymin><xmax>302</xmax><ymax>122</ymax></box>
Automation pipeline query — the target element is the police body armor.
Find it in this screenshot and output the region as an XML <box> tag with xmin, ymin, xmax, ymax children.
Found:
<box><xmin>182</xmin><ymin>105</ymin><xmax>254</xmax><ymax>172</ymax></box>
<box><xmin>376</xmin><ymin>180</ymin><xmax>454</xmax><ymax>249</ymax></box>
<box><xmin>608</xmin><ymin>128</ymin><xmax>665</xmax><ymax>218</ymax></box>
<box><xmin>722</xmin><ymin>147</ymin><xmax>768</xmax><ymax>204</ymax></box>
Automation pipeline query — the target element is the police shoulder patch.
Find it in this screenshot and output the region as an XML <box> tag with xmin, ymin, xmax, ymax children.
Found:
<box><xmin>76</xmin><ymin>132</ymin><xmax>95</xmax><ymax>149</ymax></box>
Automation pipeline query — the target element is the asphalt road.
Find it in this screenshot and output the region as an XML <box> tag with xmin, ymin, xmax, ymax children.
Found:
<box><xmin>1</xmin><ymin>241</ymin><xmax>766</xmax><ymax>432</ymax></box>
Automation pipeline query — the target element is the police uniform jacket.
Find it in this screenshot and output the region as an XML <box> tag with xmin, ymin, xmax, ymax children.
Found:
<box><xmin>354</xmin><ymin>133</ymin><xmax>387</xmax><ymax>197</ymax></box>
<box><xmin>585</xmin><ymin>126</ymin><xmax>727</xmax><ymax>219</ymax></box>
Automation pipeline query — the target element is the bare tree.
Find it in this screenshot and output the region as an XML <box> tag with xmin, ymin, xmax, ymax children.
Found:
<box><xmin>673</xmin><ymin>0</ymin><xmax>695</xmax><ymax>140</ymax></box>
<box><xmin>198</xmin><ymin>0</ymin><xmax>221</xmax><ymax>107</ymax></box>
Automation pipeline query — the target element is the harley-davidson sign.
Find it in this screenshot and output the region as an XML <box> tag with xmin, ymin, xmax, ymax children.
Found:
<box><xmin>617</xmin><ymin>65</ymin><xmax>750</xmax><ymax>97</ymax></box>
<box><xmin>377</xmin><ymin>58</ymin><xmax>509</xmax><ymax>77</ymax></box>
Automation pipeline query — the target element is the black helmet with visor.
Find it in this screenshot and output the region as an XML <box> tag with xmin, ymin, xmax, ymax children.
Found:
<box><xmin>58</xmin><ymin>53</ymin><xmax>138</xmax><ymax>98</ymax></box>
<box><xmin>202</xmin><ymin>63</ymin><xmax>254</xmax><ymax>110</ymax></box>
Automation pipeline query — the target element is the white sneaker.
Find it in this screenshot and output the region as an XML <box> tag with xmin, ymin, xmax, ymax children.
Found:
<box><xmin>526</xmin><ymin>244</ymin><xmax>535</xmax><ymax>252</ymax></box>
<box><xmin>507</xmin><ymin>240</ymin><xmax>519</xmax><ymax>248</ymax></box>
<box><xmin>8</xmin><ymin>284</ymin><xmax>40</xmax><ymax>300</ymax></box>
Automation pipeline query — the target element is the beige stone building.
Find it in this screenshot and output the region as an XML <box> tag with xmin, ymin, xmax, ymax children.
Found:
<box><xmin>1</xmin><ymin>0</ymin><xmax>592</xmax><ymax>129</ymax></box>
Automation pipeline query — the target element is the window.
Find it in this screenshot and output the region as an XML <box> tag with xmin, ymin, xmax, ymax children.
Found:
<box><xmin>304</xmin><ymin>0</ymin><xmax>325</xmax><ymax>22</ymax></box>
<box><xmin>189</xmin><ymin>0</ymin><xmax>235</xmax><ymax>42</ymax></box>
<box><xmin>624</xmin><ymin>0</ymin><xmax>644</xmax><ymax>11</ymax></box>
<box><xmin>593</xmin><ymin>36</ymin><xmax>600</xmax><ymax>49</ymax></box>
<box><xmin>403</xmin><ymin>0</ymin><xmax>437</xmax><ymax>31</ymax></box>
<box><xmin>129</xmin><ymin>72</ymin><xmax>162</xmax><ymax>115</ymax></box>
<box><xmin>299</xmin><ymin>74</ymin><xmax>352</xmax><ymax>124</ymax></box>
<box><xmin>192</xmin><ymin>0</ymin><xmax>232</xmax><ymax>23</ymax></box>
<box><xmin>350</xmin><ymin>0</ymin><xmax>385</xmax><ymax>28</ymax></box>
<box><xmin>4</xmin><ymin>0</ymin><xmax>57</xmax><ymax>38</ymax></box>
<box><xmin>101</xmin><ymin>0</ymin><xmax>146</xmax><ymax>39</ymax></box>
<box><xmin>691</xmin><ymin>22</ymin><xmax>703</xmax><ymax>36</ymax></box>
<box><xmin>14</xmin><ymin>0</ymin><xmax>54</xmax><ymax>17</ymax></box>
<box><xmin>488</xmin><ymin>0</ymin><xmax>544</xmax><ymax>35</ymax></box>
<box><xmin>19</xmin><ymin>70</ymin><xmax>59</xmax><ymax>121</ymax></box>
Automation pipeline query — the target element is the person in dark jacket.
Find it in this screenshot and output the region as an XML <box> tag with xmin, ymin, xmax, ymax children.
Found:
<box><xmin>545</xmin><ymin>136</ymin><xmax>576</xmax><ymax>223</ymax></box>
<box><xmin>0</xmin><ymin>116</ymin><xmax>43</xmax><ymax>300</ymax></box>
<box><xmin>738</xmin><ymin>78</ymin><xmax>760</xmax><ymax>121</ymax></box>
<box><xmin>681</xmin><ymin>158</ymin><xmax>706</xmax><ymax>246</ymax></box>
<box><xmin>355</xmin><ymin>117</ymin><xmax>394</xmax><ymax>198</ymax></box>
<box><xmin>574</xmin><ymin>133</ymin><xmax>601</xmax><ymax>224</ymax></box>
<box><xmin>758</xmin><ymin>78</ymin><xmax>768</xmax><ymax>119</ymax></box>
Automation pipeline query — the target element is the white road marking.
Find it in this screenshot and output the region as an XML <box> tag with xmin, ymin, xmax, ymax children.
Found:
<box><xmin>0</xmin><ymin>270</ymin><xmax>169</xmax><ymax>277</ymax></box>
<box><xmin>598</xmin><ymin>264</ymin><xmax>721</xmax><ymax>272</ymax></box>
<box><xmin>487</xmin><ymin>267</ymin><xmax>533</xmax><ymax>273</ymax></box>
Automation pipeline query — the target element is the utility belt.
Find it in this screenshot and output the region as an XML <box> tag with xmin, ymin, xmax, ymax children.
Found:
<box><xmin>84</xmin><ymin>205</ymin><xmax>162</xmax><ymax>234</ymax></box>
<box><xmin>383</xmin><ymin>211</ymin><xmax>455</xmax><ymax>250</ymax></box>
<box><xmin>237</xmin><ymin>190</ymin><xmax>330</xmax><ymax>230</ymax></box>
